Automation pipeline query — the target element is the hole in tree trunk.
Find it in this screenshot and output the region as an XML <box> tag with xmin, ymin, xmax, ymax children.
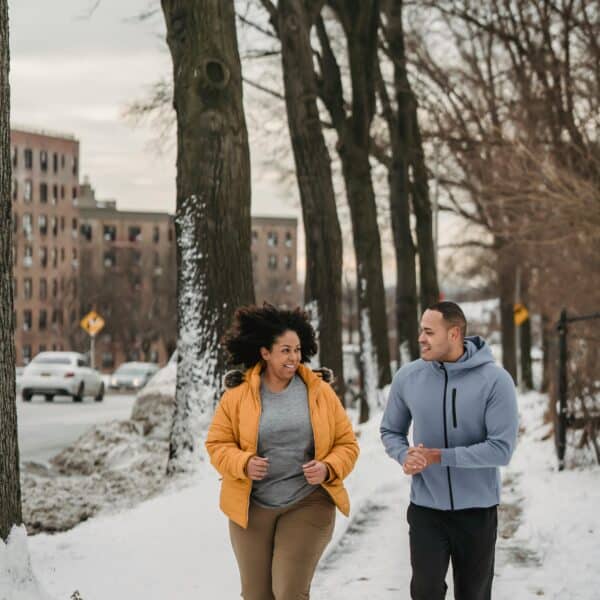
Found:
<box><xmin>202</xmin><ymin>59</ymin><xmax>230</xmax><ymax>90</ymax></box>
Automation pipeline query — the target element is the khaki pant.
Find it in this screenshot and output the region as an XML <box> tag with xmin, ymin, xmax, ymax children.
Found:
<box><xmin>229</xmin><ymin>487</ymin><xmax>336</xmax><ymax>600</ymax></box>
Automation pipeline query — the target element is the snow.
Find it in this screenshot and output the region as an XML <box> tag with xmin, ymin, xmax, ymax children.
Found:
<box><xmin>3</xmin><ymin>388</ymin><xmax>599</xmax><ymax>600</ymax></box>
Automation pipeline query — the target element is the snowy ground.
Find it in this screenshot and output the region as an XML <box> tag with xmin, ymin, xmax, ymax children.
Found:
<box><xmin>2</xmin><ymin>390</ymin><xmax>599</xmax><ymax>600</ymax></box>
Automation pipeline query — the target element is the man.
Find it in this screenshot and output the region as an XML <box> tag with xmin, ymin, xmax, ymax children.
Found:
<box><xmin>381</xmin><ymin>301</ymin><xmax>519</xmax><ymax>600</ymax></box>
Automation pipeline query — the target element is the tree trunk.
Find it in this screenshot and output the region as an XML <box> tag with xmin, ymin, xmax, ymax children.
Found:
<box><xmin>277</xmin><ymin>0</ymin><xmax>345</xmax><ymax>400</ymax></box>
<box><xmin>162</xmin><ymin>0</ymin><xmax>255</xmax><ymax>474</ymax></box>
<box><xmin>410</xmin><ymin>109</ymin><xmax>440</xmax><ymax>309</ymax></box>
<box><xmin>0</xmin><ymin>0</ymin><xmax>23</xmax><ymax>541</ymax></box>
<box><xmin>497</xmin><ymin>249</ymin><xmax>517</xmax><ymax>383</ymax></box>
<box><xmin>318</xmin><ymin>2</ymin><xmax>392</xmax><ymax>391</ymax></box>
<box><xmin>520</xmin><ymin>314</ymin><xmax>533</xmax><ymax>390</ymax></box>
<box><xmin>379</xmin><ymin>0</ymin><xmax>420</xmax><ymax>363</ymax></box>
<box><xmin>541</xmin><ymin>314</ymin><xmax>551</xmax><ymax>393</ymax></box>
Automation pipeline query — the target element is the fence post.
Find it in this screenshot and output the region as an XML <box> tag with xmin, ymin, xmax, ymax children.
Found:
<box><xmin>556</xmin><ymin>308</ymin><xmax>568</xmax><ymax>470</ymax></box>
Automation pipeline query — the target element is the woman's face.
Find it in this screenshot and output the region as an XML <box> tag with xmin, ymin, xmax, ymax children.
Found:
<box><xmin>260</xmin><ymin>330</ymin><xmax>302</xmax><ymax>382</ymax></box>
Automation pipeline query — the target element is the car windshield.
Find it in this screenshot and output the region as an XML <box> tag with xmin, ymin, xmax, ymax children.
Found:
<box><xmin>32</xmin><ymin>356</ymin><xmax>73</xmax><ymax>365</ymax></box>
<box><xmin>116</xmin><ymin>366</ymin><xmax>152</xmax><ymax>375</ymax></box>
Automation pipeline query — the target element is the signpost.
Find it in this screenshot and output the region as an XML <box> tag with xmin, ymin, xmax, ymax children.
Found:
<box><xmin>80</xmin><ymin>310</ymin><xmax>105</xmax><ymax>369</ymax></box>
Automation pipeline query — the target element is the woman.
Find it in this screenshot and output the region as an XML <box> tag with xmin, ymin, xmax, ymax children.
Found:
<box><xmin>206</xmin><ymin>304</ymin><xmax>359</xmax><ymax>600</ymax></box>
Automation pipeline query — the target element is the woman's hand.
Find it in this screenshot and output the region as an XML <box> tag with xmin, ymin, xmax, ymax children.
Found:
<box><xmin>246</xmin><ymin>456</ymin><xmax>269</xmax><ymax>480</ymax></box>
<box><xmin>302</xmin><ymin>460</ymin><xmax>329</xmax><ymax>485</ymax></box>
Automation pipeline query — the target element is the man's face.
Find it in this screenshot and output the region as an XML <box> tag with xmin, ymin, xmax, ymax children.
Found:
<box><xmin>418</xmin><ymin>309</ymin><xmax>459</xmax><ymax>362</ymax></box>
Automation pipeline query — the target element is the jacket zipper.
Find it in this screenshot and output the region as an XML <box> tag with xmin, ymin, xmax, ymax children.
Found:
<box><xmin>452</xmin><ymin>388</ymin><xmax>457</xmax><ymax>428</ymax></box>
<box><xmin>245</xmin><ymin>387</ymin><xmax>262</xmax><ymax>526</ymax></box>
<box><xmin>440</xmin><ymin>364</ymin><xmax>455</xmax><ymax>510</ymax></box>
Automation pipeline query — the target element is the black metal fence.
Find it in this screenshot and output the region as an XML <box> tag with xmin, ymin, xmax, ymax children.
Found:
<box><xmin>555</xmin><ymin>309</ymin><xmax>600</xmax><ymax>470</ymax></box>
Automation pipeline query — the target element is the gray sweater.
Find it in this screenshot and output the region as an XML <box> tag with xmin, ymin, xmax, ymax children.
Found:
<box><xmin>251</xmin><ymin>374</ymin><xmax>316</xmax><ymax>508</ymax></box>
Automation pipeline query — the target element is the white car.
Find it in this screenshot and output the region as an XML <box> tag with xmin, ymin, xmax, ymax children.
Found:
<box><xmin>20</xmin><ymin>351</ymin><xmax>105</xmax><ymax>403</ymax></box>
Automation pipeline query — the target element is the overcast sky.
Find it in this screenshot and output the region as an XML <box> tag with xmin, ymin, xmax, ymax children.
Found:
<box><xmin>8</xmin><ymin>0</ymin><xmax>297</xmax><ymax>218</ymax></box>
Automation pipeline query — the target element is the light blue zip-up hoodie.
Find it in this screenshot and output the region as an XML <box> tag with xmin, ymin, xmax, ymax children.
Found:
<box><xmin>380</xmin><ymin>336</ymin><xmax>519</xmax><ymax>511</ymax></box>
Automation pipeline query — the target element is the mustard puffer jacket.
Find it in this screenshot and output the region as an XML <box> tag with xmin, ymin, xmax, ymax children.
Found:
<box><xmin>205</xmin><ymin>363</ymin><xmax>360</xmax><ymax>528</ymax></box>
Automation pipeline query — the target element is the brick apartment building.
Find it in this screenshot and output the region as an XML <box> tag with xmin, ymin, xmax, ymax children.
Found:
<box><xmin>251</xmin><ymin>216</ymin><xmax>300</xmax><ymax>308</ymax></box>
<box><xmin>10</xmin><ymin>127</ymin><xmax>81</xmax><ymax>365</ymax></box>
<box><xmin>10</xmin><ymin>128</ymin><xmax>300</xmax><ymax>370</ymax></box>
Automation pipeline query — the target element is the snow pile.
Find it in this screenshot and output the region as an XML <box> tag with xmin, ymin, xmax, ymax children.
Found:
<box><xmin>0</xmin><ymin>526</ymin><xmax>54</xmax><ymax>600</ymax></box>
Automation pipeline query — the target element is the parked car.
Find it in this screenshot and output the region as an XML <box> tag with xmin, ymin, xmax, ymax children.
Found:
<box><xmin>21</xmin><ymin>351</ymin><xmax>104</xmax><ymax>403</ymax></box>
<box><xmin>109</xmin><ymin>362</ymin><xmax>159</xmax><ymax>391</ymax></box>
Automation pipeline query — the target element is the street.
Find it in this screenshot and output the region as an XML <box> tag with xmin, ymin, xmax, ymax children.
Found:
<box><xmin>16</xmin><ymin>391</ymin><xmax>137</xmax><ymax>464</ymax></box>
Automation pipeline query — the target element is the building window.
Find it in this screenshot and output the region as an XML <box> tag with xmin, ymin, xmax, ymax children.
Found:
<box><xmin>168</xmin><ymin>227</ymin><xmax>173</xmax><ymax>242</ymax></box>
<box><xmin>285</xmin><ymin>281</ymin><xmax>292</xmax><ymax>293</ymax></box>
<box><xmin>103</xmin><ymin>225</ymin><xmax>117</xmax><ymax>241</ymax></box>
<box><xmin>131</xmin><ymin>249</ymin><xmax>142</xmax><ymax>265</ymax></box>
<box><xmin>23</xmin><ymin>310</ymin><xmax>32</xmax><ymax>331</ymax></box>
<box><xmin>267</xmin><ymin>231</ymin><xmax>278</xmax><ymax>247</ymax></box>
<box><xmin>51</xmin><ymin>308</ymin><xmax>61</xmax><ymax>327</ymax></box>
<box><xmin>128</xmin><ymin>226</ymin><xmax>142</xmax><ymax>242</ymax></box>
<box><xmin>39</xmin><ymin>309</ymin><xmax>47</xmax><ymax>331</ymax></box>
<box><xmin>60</xmin><ymin>247</ymin><xmax>65</xmax><ymax>262</ymax></box>
<box><xmin>72</xmin><ymin>218</ymin><xmax>78</xmax><ymax>238</ymax></box>
<box><xmin>72</xmin><ymin>187</ymin><xmax>78</xmax><ymax>200</ymax></box>
<box><xmin>60</xmin><ymin>216</ymin><xmax>65</xmax><ymax>231</ymax></box>
<box><xmin>104</xmin><ymin>250</ymin><xmax>116</xmax><ymax>268</ymax></box>
<box><xmin>80</xmin><ymin>223</ymin><xmax>93</xmax><ymax>241</ymax></box>
<box><xmin>11</xmin><ymin>178</ymin><xmax>17</xmax><ymax>201</ymax></box>
<box><xmin>24</xmin><ymin>148</ymin><xmax>33</xmax><ymax>169</ymax></box>
<box><xmin>72</xmin><ymin>156</ymin><xmax>78</xmax><ymax>176</ymax></box>
<box><xmin>51</xmin><ymin>279</ymin><xmax>58</xmax><ymax>298</ymax></box>
<box><xmin>61</xmin><ymin>154</ymin><xmax>65</xmax><ymax>169</ymax></box>
<box><xmin>23</xmin><ymin>345</ymin><xmax>32</xmax><ymax>364</ymax></box>
<box><xmin>24</xmin><ymin>179</ymin><xmax>32</xmax><ymax>203</ymax></box>
<box><xmin>40</xmin><ymin>278</ymin><xmax>47</xmax><ymax>300</ymax></box>
<box><xmin>72</xmin><ymin>247</ymin><xmax>78</xmax><ymax>260</ymax></box>
<box><xmin>40</xmin><ymin>246</ymin><xmax>48</xmax><ymax>269</ymax></box>
<box><xmin>24</xmin><ymin>278</ymin><xmax>32</xmax><ymax>300</ymax></box>
<box><xmin>284</xmin><ymin>255</ymin><xmax>292</xmax><ymax>270</ymax></box>
<box><xmin>22</xmin><ymin>213</ymin><xmax>32</xmax><ymax>237</ymax></box>
<box><xmin>153</xmin><ymin>252</ymin><xmax>160</xmax><ymax>267</ymax></box>
<box><xmin>102</xmin><ymin>352</ymin><xmax>114</xmax><ymax>369</ymax></box>
<box><xmin>268</xmin><ymin>254</ymin><xmax>278</xmax><ymax>270</ymax></box>
<box><xmin>39</xmin><ymin>214</ymin><xmax>48</xmax><ymax>236</ymax></box>
<box><xmin>24</xmin><ymin>245</ymin><xmax>33</xmax><ymax>267</ymax></box>
<box><xmin>39</xmin><ymin>344</ymin><xmax>47</xmax><ymax>353</ymax></box>
<box><xmin>40</xmin><ymin>183</ymin><xmax>48</xmax><ymax>203</ymax></box>
<box><xmin>60</xmin><ymin>185</ymin><xmax>65</xmax><ymax>200</ymax></box>
<box><xmin>285</xmin><ymin>232</ymin><xmax>293</xmax><ymax>247</ymax></box>
<box><xmin>51</xmin><ymin>216</ymin><xmax>58</xmax><ymax>237</ymax></box>
<box><xmin>51</xmin><ymin>247</ymin><xmax>58</xmax><ymax>268</ymax></box>
<box><xmin>252</xmin><ymin>230</ymin><xmax>258</xmax><ymax>244</ymax></box>
<box><xmin>53</xmin><ymin>152</ymin><xmax>58</xmax><ymax>173</ymax></box>
<box><xmin>153</xmin><ymin>226</ymin><xmax>160</xmax><ymax>243</ymax></box>
<box><xmin>40</xmin><ymin>151</ymin><xmax>48</xmax><ymax>172</ymax></box>
<box><xmin>11</xmin><ymin>145</ymin><xmax>17</xmax><ymax>167</ymax></box>
<box><xmin>52</xmin><ymin>184</ymin><xmax>58</xmax><ymax>204</ymax></box>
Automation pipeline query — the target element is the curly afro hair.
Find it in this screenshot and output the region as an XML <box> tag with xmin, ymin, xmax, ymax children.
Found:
<box><xmin>222</xmin><ymin>303</ymin><xmax>318</xmax><ymax>369</ymax></box>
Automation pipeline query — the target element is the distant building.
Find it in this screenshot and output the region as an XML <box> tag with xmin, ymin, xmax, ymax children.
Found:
<box><xmin>251</xmin><ymin>216</ymin><xmax>300</xmax><ymax>308</ymax></box>
<box><xmin>10</xmin><ymin>129</ymin><xmax>301</xmax><ymax>369</ymax></box>
<box><xmin>10</xmin><ymin>127</ymin><xmax>81</xmax><ymax>365</ymax></box>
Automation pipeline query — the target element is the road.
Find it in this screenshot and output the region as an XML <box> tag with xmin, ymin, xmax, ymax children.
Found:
<box><xmin>16</xmin><ymin>391</ymin><xmax>137</xmax><ymax>464</ymax></box>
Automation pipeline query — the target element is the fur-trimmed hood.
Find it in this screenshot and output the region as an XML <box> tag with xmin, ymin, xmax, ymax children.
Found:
<box><xmin>223</xmin><ymin>366</ymin><xmax>334</xmax><ymax>390</ymax></box>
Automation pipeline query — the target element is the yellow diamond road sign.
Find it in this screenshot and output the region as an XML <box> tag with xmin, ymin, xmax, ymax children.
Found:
<box><xmin>80</xmin><ymin>310</ymin><xmax>105</xmax><ymax>336</ymax></box>
<box><xmin>514</xmin><ymin>303</ymin><xmax>529</xmax><ymax>326</ymax></box>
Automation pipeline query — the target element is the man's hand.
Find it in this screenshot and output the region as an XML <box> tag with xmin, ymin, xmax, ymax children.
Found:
<box><xmin>302</xmin><ymin>460</ymin><xmax>329</xmax><ymax>485</ymax></box>
<box><xmin>246</xmin><ymin>456</ymin><xmax>269</xmax><ymax>480</ymax></box>
<box><xmin>403</xmin><ymin>444</ymin><xmax>441</xmax><ymax>475</ymax></box>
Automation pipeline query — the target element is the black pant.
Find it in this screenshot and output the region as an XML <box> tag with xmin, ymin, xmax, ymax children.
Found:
<box><xmin>407</xmin><ymin>502</ymin><xmax>497</xmax><ymax>600</ymax></box>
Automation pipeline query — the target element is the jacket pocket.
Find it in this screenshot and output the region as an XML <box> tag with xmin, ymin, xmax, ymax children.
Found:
<box><xmin>452</xmin><ymin>388</ymin><xmax>457</xmax><ymax>428</ymax></box>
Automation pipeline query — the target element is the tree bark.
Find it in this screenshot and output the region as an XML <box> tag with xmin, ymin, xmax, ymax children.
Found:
<box><xmin>276</xmin><ymin>0</ymin><xmax>345</xmax><ymax>400</ymax></box>
<box><xmin>162</xmin><ymin>0</ymin><xmax>255</xmax><ymax>474</ymax></box>
<box><xmin>0</xmin><ymin>0</ymin><xmax>23</xmax><ymax>541</ymax></box>
<box><xmin>379</xmin><ymin>0</ymin><xmax>420</xmax><ymax>362</ymax></box>
<box><xmin>497</xmin><ymin>248</ymin><xmax>517</xmax><ymax>383</ymax></box>
<box><xmin>318</xmin><ymin>2</ymin><xmax>392</xmax><ymax>390</ymax></box>
<box><xmin>520</xmin><ymin>276</ymin><xmax>533</xmax><ymax>390</ymax></box>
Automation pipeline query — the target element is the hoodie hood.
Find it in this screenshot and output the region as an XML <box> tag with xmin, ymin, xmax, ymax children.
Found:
<box><xmin>432</xmin><ymin>335</ymin><xmax>495</xmax><ymax>374</ymax></box>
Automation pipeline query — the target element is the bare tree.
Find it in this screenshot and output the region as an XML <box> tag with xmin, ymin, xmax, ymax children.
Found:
<box><xmin>161</xmin><ymin>0</ymin><xmax>255</xmax><ymax>474</ymax></box>
<box><xmin>315</xmin><ymin>1</ymin><xmax>392</xmax><ymax>393</ymax></box>
<box><xmin>255</xmin><ymin>0</ymin><xmax>346</xmax><ymax>399</ymax></box>
<box><xmin>0</xmin><ymin>0</ymin><xmax>22</xmax><ymax>541</ymax></box>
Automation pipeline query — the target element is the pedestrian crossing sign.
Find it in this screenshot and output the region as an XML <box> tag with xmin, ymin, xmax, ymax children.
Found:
<box><xmin>80</xmin><ymin>310</ymin><xmax>105</xmax><ymax>336</ymax></box>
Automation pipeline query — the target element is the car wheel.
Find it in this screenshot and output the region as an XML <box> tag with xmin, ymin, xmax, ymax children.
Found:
<box><xmin>44</xmin><ymin>394</ymin><xmax>54</xmax><ymax>402</ymax></box>
<box><xmin>22</xmin><ymin>390</ymin><xmax>32</xmax><ymax>402</ymax></box>
<box><xmin>73</xmin><ymin>382</ymin><xmax>84</xmax><ymax>403</ymax></box>
<box><xmin>94</xmin><ymin>382</ymin><xmax>105</xmax><ymax>402</ymax></box>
